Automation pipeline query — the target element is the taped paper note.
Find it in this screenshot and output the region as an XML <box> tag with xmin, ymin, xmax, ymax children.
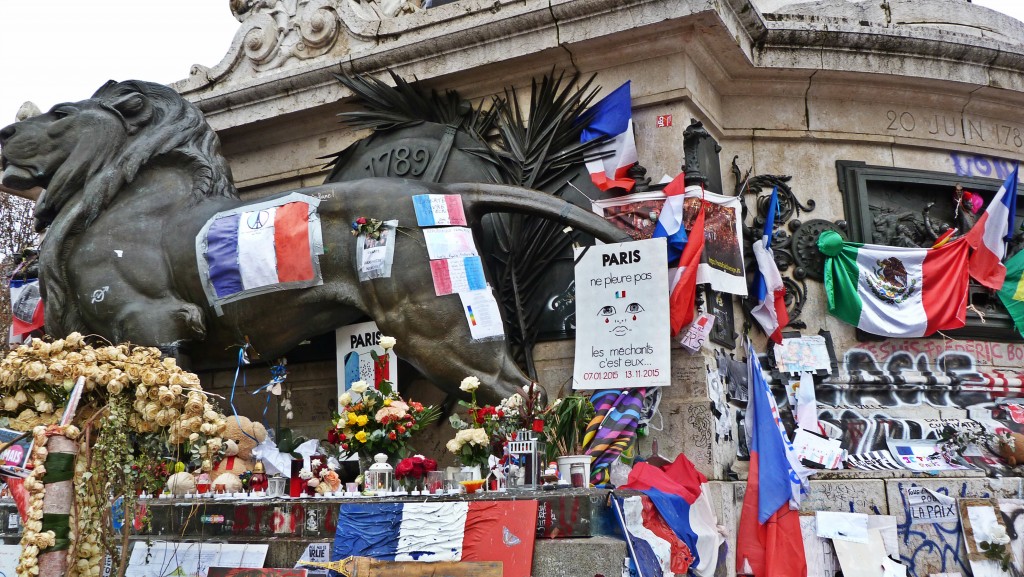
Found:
<box><xmin>413</xmin><ymin>194</ymin><xmax>467</xmax><ymax>226</ymax></box>
<box><xmin>430</xmin><ymin>256</ymin><xmax>487</xmax><ymax>296</ymax></box>
<box><xmin>903</xmin><ymin>485</ymin><xmax>958</xmax><ymax>525</ymax></box>
<box><xmin>424</xmin><ymin>228</ymin><xmax>478</xmax><ymax>259</ymax></box>
<box><xmin>459</xmin><ymin>289</ymin><xmax>505</xmax><ymax>341</ymax></box>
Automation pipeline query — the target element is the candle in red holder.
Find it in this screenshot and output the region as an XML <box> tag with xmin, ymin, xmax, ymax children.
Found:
<box><xmin>289</xmin><ymin>458</ymin><xmax>304</xmax><ymax>498</ymax></box>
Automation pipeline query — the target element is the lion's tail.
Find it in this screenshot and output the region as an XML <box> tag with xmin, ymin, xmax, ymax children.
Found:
<box><xmin>445</xmin><ymin>183</ymin><xmax>632</xmax><ymax>245</ymax></box>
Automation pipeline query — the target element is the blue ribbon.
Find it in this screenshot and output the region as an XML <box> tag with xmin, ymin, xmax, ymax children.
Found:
<box><xmin>229</xmin><ymin>345</ymin><xmax>261</xmax><ymax>445</ymax></box>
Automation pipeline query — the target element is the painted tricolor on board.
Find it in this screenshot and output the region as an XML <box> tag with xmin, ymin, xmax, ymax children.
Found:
<box><xmin>818</xmin><ymin>229</ymin><xmax>971</xmax><ymax>338</ymax></box>
<box><xmin>333</xmin><ymin>501</ymin><xmax>537</xmax><ymax>577</ymax></box>
<box><xmin>199</xmin><ymin>193</ymin><xmax>324</xmax><ymax>307</ymax></box>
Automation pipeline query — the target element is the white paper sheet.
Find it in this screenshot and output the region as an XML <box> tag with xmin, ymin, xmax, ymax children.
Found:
<box><xmin>423</xmin><ymin>227</ymin><xmax>478</xmax><ymax>259</ymax></box>
<box><xmin>816</xmin><ymin>511</ymin><xmax>870</xmax><ymax>543</ymax></box>
<box><xmin>903</xmin><ymin>485</ymin><xmax>959</xmax><ymax>525</ymax></box>
<box><xmin>459</xmin><ymin>288</ymin><xmax>505</xmax><ymax>340</ymax></box>
<box><xmin>833</xmin><ymin>528</ymin><xmax>890</xmax><ymax>577</ymax></box>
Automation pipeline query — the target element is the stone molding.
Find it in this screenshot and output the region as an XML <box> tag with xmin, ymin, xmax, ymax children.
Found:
<box><xmin>177</xmin><ymin>0</ymin><xmax>1024</xmax><ymax>142</ymax></box>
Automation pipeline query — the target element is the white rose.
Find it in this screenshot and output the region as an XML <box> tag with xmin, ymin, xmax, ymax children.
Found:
<box><xmin>990</xmin><ymin>523</ymin><xmax>1011</xmax><ymax>545</ymax></box>
<box><xmin>350</xmin><ymin>380</ymin><xmax>369</xmax><ymax>393</ymax></box>
<box><xmin>3</xmin><ymin>396</ymin><xmax>19</xmax><ymax>411</ymax></box>
<box><xmin>460</xmin><ymin>376</ymin><xmax>480</xmax><ymax>392</ymax></box>
<box><xmin>503</xmin><ymin>394</ymin><xmax>523</xmax><ymax>409</ymax></box>
<box><xmin>380</xmin><ymin>336</ymin><xmax>397</xmax><ymax>350</ymax></box>
<box><xmin>338</xmin><ymin>392</ymin><xmax>352</xmax><ymax>407</ymax></box>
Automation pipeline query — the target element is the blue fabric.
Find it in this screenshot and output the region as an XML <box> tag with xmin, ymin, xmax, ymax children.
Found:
<box><xmin>334</xmin><ymin>503</ymin><xmax>404</xmax><ymax>561</ymax></box>
<box><xmin>580</xmin><ymin>82</ymin><xmax>632</xmax><ymax>142</ymax></box>
<box><xmin>612</xmin><ymin>495</ymin><xmax>664</xmax><ymax>577</ymax></box>
<box><xmin>751</xmin><ymin>186</ymin><xmax>778</xmax><ymax>303</ymax></box>
<box><xmin>748</xmin><ymin>342</ymin><xmax>795</xmax><ymax>523</ymax></box>
<box><xmin>206</xmin><ymin>213</ymin><xmax>243</xmax><ymax>297</ymax></box>
<box><xmin>652</xmin><ymin>195</ymin><xmax>688</xmax><ymax>266</ymax></box>
<box><xmin>643</xmin><ymin>488</ymin><xmax>700</xmax><ymax>570</ymax></box>
<box><xmin>1000</xmin><ymin>164</ymin><xmax>1019</xmax><ymax>241</ymax></box>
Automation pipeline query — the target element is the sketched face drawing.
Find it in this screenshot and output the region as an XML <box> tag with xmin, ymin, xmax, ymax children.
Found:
<box><xmin>598</xmin><ymin>302</ymin><xmax>644</xmax><ymax>336</ymax></box>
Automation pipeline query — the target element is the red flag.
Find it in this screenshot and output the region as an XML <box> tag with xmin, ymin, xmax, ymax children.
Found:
<box><xmin>670</xmin><ymin>206</ymin><xmax>706</xmax><ymax>335</ymax></box>
<box><xmin>735</xmin><ymin>456</ymin><xmax>807</xmax><ymax>577</ymax></box>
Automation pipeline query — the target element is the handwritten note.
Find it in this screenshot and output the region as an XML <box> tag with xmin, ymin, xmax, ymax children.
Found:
<box><xmin>459</xmin><ymin>289</ymin><xmax>505</xmax><ymax>340</ymax></box>
<box><xmin>413</xmin><ymin>194</ymin><xmax>467</xmax><ymax>226</ymax></box>
<box><xmin>424</xmin><ymin>228</ymin><xmax>478</xmax><ymax>259</ymax></box>
<box><xmin>792</xmin><ymin>428</ymin><xmax>844</xmax><ymax>469</ymax></box>
<box><xmin>430</xmin><ymin>256</ymin><xmax>487</xmax><ymax>295</ymax></box>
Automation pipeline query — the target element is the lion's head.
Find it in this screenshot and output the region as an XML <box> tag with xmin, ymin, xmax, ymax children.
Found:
<box><xmin>0</xmin><ymin>80</ymin><xmax>238</xmax><ymax>335</ymax></box>
<box><xmin>0</xmin><ymin>79</ymin><xmax>237</xmax><ymax>231</ymax></box>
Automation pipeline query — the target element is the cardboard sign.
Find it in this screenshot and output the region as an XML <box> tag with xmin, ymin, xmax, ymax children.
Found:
<box><xmin>335</xmin><ymin>321</ymin><xmax>399</xmax><ymax>407</ymax></box>
<box><xmin>0</xmin><ymin>428</ymin><xmax>33</xmax><ymax>478</ymax></box>
<box><xmin>573</xmin><ymin>238</ymin><xmax>671</xmax><ymax>389</ymax></box>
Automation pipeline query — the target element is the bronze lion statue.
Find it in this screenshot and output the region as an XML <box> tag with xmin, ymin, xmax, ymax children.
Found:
<box><xmin>0</xmin><ymin>80</ymin><xmax>631</xmax><ymax>402</ymax></box>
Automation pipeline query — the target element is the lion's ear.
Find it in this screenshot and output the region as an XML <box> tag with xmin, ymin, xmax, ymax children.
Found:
<box><xmin>110</xmin><ymin>92</ymin><xmax>153</xmax><ymax>135</ymax></box>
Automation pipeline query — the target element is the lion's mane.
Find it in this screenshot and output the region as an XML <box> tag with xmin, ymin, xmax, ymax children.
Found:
<box><xmin>40</xmin><ymin>80</ymin><xmax>238</xmax><ymax>335</ymax></box>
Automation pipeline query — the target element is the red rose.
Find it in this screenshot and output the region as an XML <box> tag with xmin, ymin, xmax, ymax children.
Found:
<box><xmin>497</xmin><ymin>410</ymin><xmax>504</xmax><ymax>418</ymax></box>
<box><xmin>339</xmin><ymin>433</ymin><xmax>347</xmax><ymax>441</ymax></box>
<box><xmin>395</xmin><ymin>458</ymin><xmax>415</xmax><ymax>479</ymax></box>
<box><xmin>356</xmin><ymin>217</ymin><xmax>367</xmax><ymax>225</ymax></box>
<box><xmin>423</xmin><ymin>458</ymin><xmax>438</xmax><ymax>473</ymax></box>
<box><xmin>341</xmin><ymin>443</ymin><xmax>349</xmax><ymax>450</ymax></box>
<box><xmin>532</xmin><ymin>418</ymin><xmax>545</xmax><ymax>433</ymax></box>
<box><xmin>397</xmin><ymin>425</ymin><xmax>406</xmax><ymax>434</ymax></box>
<box><xmin>388</xmin><ymin>431</ymin><xmax>397</xmax><ymax>440</ymax></box>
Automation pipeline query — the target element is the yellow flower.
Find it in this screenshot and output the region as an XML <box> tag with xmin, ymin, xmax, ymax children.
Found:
<box><xmin>355</xmin><ymin>431</ymin><xmax>367</xmax><ymax>443</ymax></box>
<box><xmin>347</xmin><ymin>413</ymin><xmax>358</xmax><ymax>426</ymax></box>
<box><xmin>356</xmin><ymin>415</ymin><xmax>369</xmax><ymax>427</ymax></box>
<box><xmin>383</xmin><ymin>399</ymin><xmax>392</xmax><ymax>406</ymax></box>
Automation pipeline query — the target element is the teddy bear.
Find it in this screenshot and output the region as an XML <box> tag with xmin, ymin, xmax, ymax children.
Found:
<box><xmin>209</xmin><ymin>415</ymin><xmax>268</xmax><ymax>488</ymax></box>
<box><xmin>997</xmin><ymin>431</ymin><xmax>1024</xmax><ymax>466</ymax></box>
<box><xmin>165</xmin><ymin>472</ymin><xmax>196</xmax><ymax>496</ymax></box>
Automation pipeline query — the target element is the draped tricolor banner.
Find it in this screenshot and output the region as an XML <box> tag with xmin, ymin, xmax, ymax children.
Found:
<box><xmin>332</xmin><ymin>501</ymin><xmax>537</xmax><ymax>577</ymax></box>
<box><xmin>197</xmin><ymin>193</ymin><xmax>324</xmax><ymax>312</ymax></box>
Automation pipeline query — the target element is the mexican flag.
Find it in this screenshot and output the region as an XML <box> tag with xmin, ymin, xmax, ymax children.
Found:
<box><xmin>818</xmin><ymin>231</ymin><xmax>970</xmax><ymax>337</ymax></box>
<box><xmin>998</xmin><ymin>250</ymin><xmax>1024</xmax><ymax>335</ymax></box>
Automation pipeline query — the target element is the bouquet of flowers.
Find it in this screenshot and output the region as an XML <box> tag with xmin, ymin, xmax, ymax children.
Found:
<box><xmin>395</xmin><ymin>454</ymin><xmax>438</xmax><ymax>490</ymax></box>
<box><xmin>447</xmin><ymin>376</ymin><xmax>522</xmax><ymax>472</ymax></box>
<box><xmin>325</xmin><ymin>336</ymin><xmax>440</xmax><ymax>458</ymax></box>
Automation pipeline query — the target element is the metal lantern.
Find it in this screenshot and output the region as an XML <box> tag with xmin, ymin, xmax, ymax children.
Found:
<box><xmin>365</xmin><ymin>453</ymin><xmax>394</xmax><ymax>493</ymax></box>
<box><xmin>507</xmin><ymin>429</ymin><xmax>546</xmax><ymax>489</ymax></box>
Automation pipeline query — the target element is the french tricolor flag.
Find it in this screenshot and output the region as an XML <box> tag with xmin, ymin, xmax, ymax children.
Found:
<box><xmin>968</xmin><ymin>163</ymin><xmax>1019</xmax><ymax>289</ymax></box>
<box><xmin>750</xmin><ymin>186</ymin><xmax>789</xmax><ymax>344</ymax></box>
<box><xmin>618</xmin><ymin>455</ymin><xmax>725</xmax><ymax>577</ymax></box>
<box><xmin>581</xmin><ymin>81</ymin><xmax>638</xmax><ymax>191</ymax></box>
<box><xmin>333</xmin><ymin>501</ymin><xmax>537</xmax><ymax>577</ymax></box>
<box><xmin>204</xmin><ymin>201</ymin><xmax>316</xmax><ymax>299</ymax></box>
<box><xmin>652</xmin><ymin>173</ymin><xmax>688</xmax><ymax>266</ymax></box>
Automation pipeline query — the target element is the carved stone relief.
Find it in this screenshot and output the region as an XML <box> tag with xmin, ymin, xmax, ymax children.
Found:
<box><xmin>230</xmin><ymin>0</ymin><xmax>345</xmax><ymax>72</ymax></box>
